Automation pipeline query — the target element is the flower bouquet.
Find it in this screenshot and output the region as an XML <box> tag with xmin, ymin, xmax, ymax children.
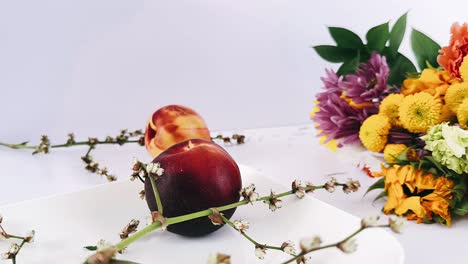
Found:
<box><xmin>311</xmin><ymin>13</ymin><xmax>468</xmax><ymax>226</ymax></box>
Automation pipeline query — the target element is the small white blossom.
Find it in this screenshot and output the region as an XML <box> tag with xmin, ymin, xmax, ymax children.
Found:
<box><xmin>324</xmin><ymin>177</ymin><xmax>337</xmax><ymax>193</ymax></box>
<box><xmin>96</xmin><ymin>239</ymin><xmax>113</xmax><ymax>251</ymax></box>
<box><xmin>2</xmin><ymin>243</ymin><xmax>20</xmax><ymax>259</ymax></box>
<box><xmin>254</xmin><ymin>246</ymin><xmax>266</xmax><ymax>260</ymax></box>
<box><xmin>239</xmin><ymin>184</ymin><xmax>259</xmax><ymax>203</ymax></box>
<box><xmin>233</xmin><ymin>219</ymin><xmax>250</xmax><ymax>232</ymax></box>
<box><xmin>389</xmin><ymin>216</ymin><xmax>405</xmax><ymax>234</ymax></box>
<box><xmin>300</xmin><ymin>236</ymin><xmax>322</xmax><ymax>252</ymax></box>
<box><xmin>2</xmin><ymin>253</ymin><xmax>10</xmax><ymax>260</ymax></box>
<box><xmin>338</xmin><ymin>239</ymin><xmax>357</xmax><ymax>254</ymax></box>
<box><xmin>292</xmin><ymin>180</ymin><xmax>306</xmax><ymax>198</ymax></box>
<box><xmin>24</xmin><ymin>230</ymin><xmax>35</xmax><ymax>243</ymax></box>
<box><xmin>343</xmin><ymin>179</ymin><xmax>360</xmax><ymax>193</ymax></box>
<box><xmin>281</xmin><ymin>241</ymin><xmax>296</xmax><ymax>255</ymax></box>
<box><xmin>146</xmin><ymin>162</ymin><xmax>165</xmax><ymax>176</ymax></box>
<box><xmin>361</xmin><ymin>216</ymin><xmax>380</xmax><ymax>228</ymax></box>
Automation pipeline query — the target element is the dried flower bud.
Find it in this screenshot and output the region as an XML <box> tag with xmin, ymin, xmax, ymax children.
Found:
<box><xmin>137</xmin><ymin>136</ymin><xmax>145</xmax><ymax>146</ymax></box>
<box><xmin>292</xmin><ymin>180</ymin><xmax>306</xmax><ymax>198</ymax></box>
<box><xmin>281</xmin><ymin>241</ymin><xmax>296</xmax><ymax>255</ymax></box>
<box><xmin>0</xmin><ymin>213</ymin><xmax>3</xmax><ymax>223</ymax></box>
<box><xmin>151</xmin><ymin>211</ymin><xmax>168</xmax><ymax>230</ymax></box>
<box><xmin>4</xmin><ymin>243</ymin><xmax>20</xmax><ymax>258</ymax></box>
<box><xmin>300</xmin><ymin>236</ymin><xmax>321</xmax><ymax>252</ymax></box>
<box><xmin>88</xmin><ymin>137</ymin><xmax>99</xmax><ymax>146</ymax></box>
<box><xmin>254</xmin><ymin>246</ymin><xmax>266</xmax><ymax>260</ymax></box>
<box><xmin>24</xmin><ymin>230</ymin><xmax>35</xmax><ymax>243</ymax></box>
<box><xmin>233</xmin><ymin>219</ymin><xmax>250</xmax><ymax>232</ymax></box>
<box><xmin>104</xmin><ymin>136</ymin><xmax>114</xmax><ymax>143</ymax></box>
<box><xmin>343</xmin><ymin>179</ymin><xmax>360</xmax><ymax>194</ymax></box>
<box><xmin>208</xmin><ymin>208</ymin><xmax>224</xmax><ymax>226</ymax></box>
<box><xmin>305</xmin><ymin>182</ymin><xmax>315</xmax><ymax>193</ymax></box>
<box><xmin>139</xmin><ymin>190</ymin><xmax>146</xmax><ymax>200</ymax></box>
<box><xmin>264</xmin><ymin>191</ymin><xmax>282</xmax><ymax>211</ymax></box>
<box><xmin>87</xmin><ymin>242</ymin><xmax>118</xmax><ymax>264</ymax></box>
<box><xmin>66</xmin><ymin>133</ymin><xmax>76</xmax><ymax>145</ymax></box>
<box><xmin>119</xmin><ymin>219</ymin><xmax>140</xmax><ymax>239</ymax></box>
<box><xmin>337</xmin><ymin>239</ymin><xmax>357</xmax><ymax>254</ymax></box>
<box><xmin>361</xmin><ymin>216</ymin><xmax>380</xmax><ymax>228</ymax></box>
<box><xmin>324</xmin><ymin>177</ymin><xmax>337</xmax><ymax>193</ymax></box>
<box><xmin>106</xmin><ymin>175</ymin><xmax>117</xmax><ymax>182</ymax></box>
<box><xmin>239</xmin><ymin>184</ymin><xmax>259</xmax><ymax>203</ymax></box>
<box><xmin>207</xmin><ymin>252</ymin><xmax>231</xmax><ymax>264</ymax></box>
<box><xmin>295</xmin><ymin>255</ymin><xmax>310</xmax><ymax>264</ymax></box>
<box><xmin>0</xmin><ymin>231</ymin><xmax>6</xmax><ymax>240</ymax></box>
<box><xmin>389</xmin><ymin>216</ymin><xmax>404</xmax><ymax>234</ymax></box>
<box><xmin>33</xmin><ymin>135</ymin><xmax>51</xmax><ymax>154</ymax></box>
<box><xmin>132</xmin><ymin>158</ymin><xmax>142</xmax><ymax>172</ymax></box>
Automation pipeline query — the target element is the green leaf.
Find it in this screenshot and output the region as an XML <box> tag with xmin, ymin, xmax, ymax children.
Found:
<box><xmin>313</xmin><ymin>45</ymin><xmax>356</xmax><ymax>63</ymax></box>
<box><xmin>424</xmin><ymin>156</ymin><xmax>447</xmax><ymax>175</ymax></box>
<box><xmin>451</xmin><ymin>182</ymin><xmax>466</xmax><ymax>202</ymax></box>
<box><xmin>365</xmin><ymin>177</ymin><xmax>385</xmax><ymax>196</ymax></box>
<box><xmin>337</xmin><ymin>51</ymin><xmax>360</xmax><ymax>76</ymax></box>
<box><xmin>84</xmin><ymin>246</ymin><xmax>97</xmax><ymax>251</ymax></box>
<box><xmin>373</xmin><ymin>190</ymin><xmax>388</xmax><ymax>203</ymax></box>
<box><xmin>411</xmin><ymin>28</ymin><xmax>441</xmax><ymax>70</ymax></box>
<box><xmin>454</xmin><ymin>200</ymin><xmax>468</xmax><ymax>216</ymax></box>
<box><xmin>366</xmin><ymin>22</ymin><xmax>389</xmax><ymax>52</ymax></box>
<box><xmin>387</xmin><ymin>52</ymin><xmax>417</xmax><ymax>86</ymax></box>
<box><xmin>389</xmin><ymin>12</ymin><xmax>407</xmax><ymax>58</ymax></box>
<box><xmin>328</xmin><ymin>27</ymin><xmax>364</xmax><ymax>49</ymax></box>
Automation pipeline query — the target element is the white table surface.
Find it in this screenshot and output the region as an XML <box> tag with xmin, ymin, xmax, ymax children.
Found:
<box><xmin>0</xmin><ymin>124</ymin><xmax>464</xmax><ymax>263</ymax></box>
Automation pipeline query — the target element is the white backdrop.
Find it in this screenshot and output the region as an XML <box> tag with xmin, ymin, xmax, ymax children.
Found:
<box><xmin>0</xmin><ymin>0</ymin><xmax>466</xmax><ymax>142</ymax></box>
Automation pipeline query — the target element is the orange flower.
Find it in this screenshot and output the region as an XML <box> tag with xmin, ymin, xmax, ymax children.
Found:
<box><xmin>144</xmin><ymin>105</ymin><xmax>211</xmax><ymax>157</ymax></box>
<box><xmin>401</xmin><ymin>68</ymin><xmax>459</xmax><ymax>97</ymax></box>
<box><xmin>438</xmin><ymin>22</ymin><xmax>468</xmax><ymax>78</ymax></box>
<box><xmin>377</xmin><ymin>164</ymin><xmax>454</xmax><ymax>226</ymax></box>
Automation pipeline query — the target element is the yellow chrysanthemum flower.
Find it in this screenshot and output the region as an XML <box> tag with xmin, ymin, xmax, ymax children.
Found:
<box><xmin>457</xmin><ymin>98</ymin><xmax>468</xmax><ymax>129</ymax></box>
<box><xmin>379</xmin><ymin>94</ymin><xmax>404</xmax><ymax>127</ymax></box>
<box><xmin>445</xmin><ymin>82</ymin><xmax>468</xmax><ymax>113</ymax></box>
<box><xmin>359</xmin><ymin>115</ymin><xmax>391</xmax><ymax>152</ymax></box>
<box><xmin>459</xmin><ymin>55</ymin><xmax>468</xmax><ymax>82</ymax></box>
<box><xmin>383</xmin><ymin>144</ymin><xmax>407</xmax><ymax>163</ymax></box>
<box><xmin>399</xmin><ymin>92</ymin><xmax>442</xmax><ymax>133</ymax></box>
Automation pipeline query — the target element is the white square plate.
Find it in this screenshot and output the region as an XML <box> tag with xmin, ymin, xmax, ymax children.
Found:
<box><xmin>0</xmin><ymin>165</ymin><xmax>403</xmax><ymax>263</ymax></box>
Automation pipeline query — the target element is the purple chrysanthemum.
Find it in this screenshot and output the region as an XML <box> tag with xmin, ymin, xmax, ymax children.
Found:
<box><xmin>312</xmin><ymin>93</ymin><xmax>377</xmax><ymax>144</ymax></box>
<box><xmin>316</xmin><ymin>69</ymin><xmax>343</xmax><ymax>101</ymax></box>
<box><xmin>342</xmin><ymin>52</ymin><xmax>390</xmax><ymax>104</ymax></box>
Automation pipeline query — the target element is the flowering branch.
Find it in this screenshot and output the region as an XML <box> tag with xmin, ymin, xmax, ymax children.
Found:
<box><xmin>0</xmin><ymin>131</ymin><xmax>245</xmax><ymax>182</ymax></box>
<box><xmin>0</xmin><ymin>215</ymin><xmax>35</xmax><ymax>264</ymax></box>
<box><xmin>219</xmin><ymin>215</ymin><xmax>294</xmax><ymax>260</ymax></box>
<box><xmin>84</xmin><ymin>177</ymin><xmax>361</xmax><ymax>263</ymax></box>
<box><xmin>282</xmin><ymin>216</ymin><xmax>404</xmax><ymax>264</ymax></box>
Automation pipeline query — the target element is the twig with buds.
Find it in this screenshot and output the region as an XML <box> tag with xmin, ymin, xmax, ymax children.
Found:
<box><xmin>282</xmin><ymin>216</ymin><xmax>404</xmax><ymax>264</ymax></box>
<box><xmin>0</xmin><ymin>131</ymin><xmax>245</xmax><ymax>182</ymax></box>
<box><xmin>84</xmin><ymin>166</ymin><xmax>363</xmax><ymax>264</ymax></box>
<box><xmin>0</xmin><ymin>214</ymin><xmax>35</xmax><ymax>264</ymax></box>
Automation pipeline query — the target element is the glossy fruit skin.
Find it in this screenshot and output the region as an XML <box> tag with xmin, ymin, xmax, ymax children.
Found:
<box><xmin>145</xmin><ymin>139</ymin><xmax>242</xmax><ymax>236</ymax></box>
<box><xmin>144</xmin><ymin>105</ymin><xmax>211</xmax><ymax>158</ymax></box>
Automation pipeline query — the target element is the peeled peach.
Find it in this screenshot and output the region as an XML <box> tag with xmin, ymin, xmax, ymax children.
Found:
<box><xmin>144</xmin><ymin>105</ymin><xmax>211</xmax><ymax>157</ymax></box>
<box><xmin>145</xmin><ymin>139</ymin><xmax>242</xmax><ymax>236</ymax></box>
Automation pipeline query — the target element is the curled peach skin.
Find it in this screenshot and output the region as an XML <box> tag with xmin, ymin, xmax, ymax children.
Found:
<box><xmin>144</xmin><ymin>105</ymin><xmax>211</xmax><ymax>157</ymax></box>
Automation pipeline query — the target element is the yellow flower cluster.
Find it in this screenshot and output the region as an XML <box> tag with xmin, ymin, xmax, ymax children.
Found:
<box><xmin>375</xmin><ymin>164</ymin><xmax>454</xmax><ymax>226</ymax></box>
<box><xmin>360</xmin><ymin>65</ymin><xmax>468</xmax><ymax>152</ymax></box>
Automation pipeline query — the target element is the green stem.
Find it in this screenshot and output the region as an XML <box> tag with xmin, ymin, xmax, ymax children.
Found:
<box><xmin>115</xmin><ymin>222</ymin><xmax>161</xmax><ymax>250</ymax></box>
<box><xmin>90</xmin><ymin>183</ymin><xmax>340</xmax><ymax>259</ymax></box>
<box><xmin>220</xmin><ymin>215</ymin><xmax>284</xmax><ymax>251</ymax></box>
<box><xmin>149</xmin><ymin>175</ymin><xmax>164</xmax><ymax>215</ymax></box>
<box><xmin>0</xmin><ymin>140</ymin><xmax>140</xmax><ymax>151</ymax></box>
<box><xmin>7</xmin><ymin>235</ymin><xmax>25</xmax><ymax>240</ymax></box>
